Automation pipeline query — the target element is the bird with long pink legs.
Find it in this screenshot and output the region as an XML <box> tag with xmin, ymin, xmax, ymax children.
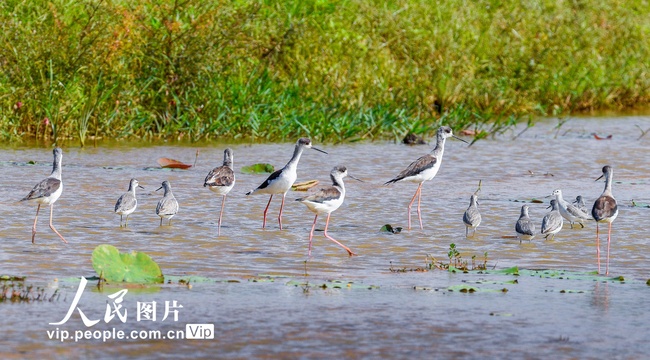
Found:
<box><xmin>384</xmin><ymin>126</ymin><xmax>467</xmax><ymax>230</ymax></box>
<box><xmin>296</xmin><ymin>166</ymin><xmax>362</xmax><ymax>256</ymax></box>
<box><xmin>246</xmin><ymin>138</ymin><xmax>326</xmax><ymax>230</ymax></box>
<box><xmin>591</xmin><ymin>165</ymin><xmax>618</xmax><ymax>275</ymax></box>
<box><xmin>204</xmin><ymin>148</ymin><xmax>235</xmax><ymax>236</ymax></box>
<box><xmin>20</xmin><ymin>147</ymin><xmax>67</xmax><ymax>244</ymax></box>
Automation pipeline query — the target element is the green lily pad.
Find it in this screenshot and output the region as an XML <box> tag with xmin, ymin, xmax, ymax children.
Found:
<box><xmin>92</xmin><ymin>245</ymin><xmax>164</xmax><ymax>284</ymax></box>
<box><xmin>241</xmin><ymin>163</ymin><xmax>274</xmax><ymax>174</ymax></box>
<box><xmin>380</xmin><ymin>224</ymin><xmax>402</xmax><ymax>234</ymax></box>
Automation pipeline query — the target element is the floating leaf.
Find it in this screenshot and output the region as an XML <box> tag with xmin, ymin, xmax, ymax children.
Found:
<box><xmin>0</xmin><ymin>275</ymin><xmax>26</xmax><ymax>281</ymax></box>
<box><xmin>380</xmin><ymin>224</ymin><xmax>402</xmax><ymax>234</ymax></box>
<box><xmin>241</xmin><ymin>163</ymin><xmax>274</xmax><ymax>174</ymax></box>
<box><xmin>292</xmin><ymin>180</ymin><xmax>319</xmax><ymax>191</ymax></box>
<box><xmin>92</xmin><ymin>245</ymin><xmax>163</xmax><ymax>284</ymax></box>
<box><xmin>157</xmin><ymin>157</ymin><xmax>193</xmax><ymax>169</ymax></box>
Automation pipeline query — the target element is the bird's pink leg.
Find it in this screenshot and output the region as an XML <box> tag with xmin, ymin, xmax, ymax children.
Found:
<box><xmin>407</xmin><ymin>184</ymin><xmax>422</xmax><ymax>230</ymax></box>
<box><xmin>32</xmin><ymin>204</ymin><xmax>41</xmax><ymax>244</ymax></box>
<box><xmin>218</xmin><ymin>195</ymin><xmax>227</xmax><ymax>236</ymax></box>
<box><xmin>323</xmin><ymin>213</ymin><xmax>356</xmax><ymax>256</ymax></box>
<box><xmin>417</xmin><ymin>184</ymin><xmax>424</xmax><ymax>230</ymax></box>
<box><xmin>49</xmin><ymin>204</ymin><xmax>67</xmax><ymax>244</ymax></box>
<box><xmin>308</xmin><ymin>214</ymin><xmax>318</xmax><ymax>256</ymax></box>
<box><xmin>262</xmin><ymin>195</ymin><xmax>273</xmax><ymax>229</ymax></box>
<box><xmin>606</xmin><ymin>222</ymin><xmax>612</xmax><ymax>275</ymax></box>
<box><xmin>278</xmin><ymin>193</ymin><xmax>286</xmax><ymax>230</ymax></box>
<box><xmin>596</xmin><ymin>223</ymin><xmax>601</xmax><ymax>274</ymax></box>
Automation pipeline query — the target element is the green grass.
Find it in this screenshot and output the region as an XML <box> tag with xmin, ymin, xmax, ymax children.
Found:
<box><xmin>1</xmin><ymin>0</ymin><xmax>648</xmax><ymax>145</ymax></box>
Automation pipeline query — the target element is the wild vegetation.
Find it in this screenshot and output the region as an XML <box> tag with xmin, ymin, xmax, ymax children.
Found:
<box><xmin>1</xmin><ymin>0</ymin><xmax>648</xmax><ymax>145</ymax></box>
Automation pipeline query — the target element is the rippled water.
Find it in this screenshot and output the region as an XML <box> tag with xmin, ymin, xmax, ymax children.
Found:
<box><xmin>1</xmin><ymin>116</ymin><xmax>649</xmax><ymax>358</ymax></box>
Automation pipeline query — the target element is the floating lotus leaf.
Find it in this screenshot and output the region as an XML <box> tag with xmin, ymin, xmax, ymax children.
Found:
<box><xmin>291</xmin><ymin>180</ymin><xmax>319</xmax><ymax>191</ymax></box>
<box><xmin>92</xmin><ymin>244</ymin><xmax>163</xmax><ymax>284</ymax></box>
<box><xmin>241</xmin><ymin>163</ymin><xmax>274</xmax><ymax>174</ymax></box>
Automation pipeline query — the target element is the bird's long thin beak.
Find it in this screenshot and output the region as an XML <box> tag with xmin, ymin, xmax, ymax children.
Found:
<box><xmin>138</xmin><ymin>185</ymin><xmax>145</xmax><ymax>190</ymax></box>
<box><xmin>156</xmin><ymin>186</ymin><xmax>163</xmax><ymax>191</ymax></box>
<box><xmin>311</xmin><ymin>146</ymin><xmax>328</xmax><ymax>154</ymax></box>
<box><xmin>349</xmin><ymin>174</ymin><xmax>364</xmax><ymax>182</ymax></box>
<box><xmin>595</xmin><ymin>174</ymin><xmax>604</xmax><ymax>181</ymax></box>
<box><xmin>453</xmin><ymin>135</ymin><xmax>469</xmax><ymax>144</ymax></box>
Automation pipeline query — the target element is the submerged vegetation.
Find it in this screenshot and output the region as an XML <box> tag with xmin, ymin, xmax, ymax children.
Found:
<box><xmin>1</xmin><ymin>0</ymin><xmax>648</xmax><ymax>144</ymax></box>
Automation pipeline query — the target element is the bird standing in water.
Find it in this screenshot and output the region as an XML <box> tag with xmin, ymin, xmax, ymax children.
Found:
<box><xmin>462</xmin><ymin>194</ymin><xmax>481</xmax><ymax>237</ymax></box>
<box><xmin>204</xmin><ymin>148</ymin><xmax>235</xmax><ymax>236</ymax></box>
<box><xmin>541</xmin><ymin>199</ymin><xmax>563</xmax><ymax>240</ymax></box>
<box><xmin>156</xmin><ymin>181</ymin><xmax>179</xmax><ymax>226</ymax></box>
<box><xmin>246</xmin><ymin>138</ymin><xmax>327</xmax><ymax>230</ymax></box>
<box><xmin>385</xmin><ymin>126</ymin><xmax>468</xmax><ymax>230</ymax></box>
<box><xmin>515</xmin><ymin>204</ymin><xmax>535</xmax><ymax>243</ymax></box>
<box><xmin>114</xmin><ymin>178</ymin><xmax>144</xmax><ymax>227</ymax></box>
<box><xmin>296</xmin><ymin>166</ymin><xmax>361</xmax><ymax>256</ymax></box>
<box><xmin>20</xmin><ymin>147</ymin><xmax>67</xmax><ymax>244</ymax></box>
<box><xmin>591</xmin><ymin>165</ymin><xmax>618</xmax><ymax>275</ymax></box>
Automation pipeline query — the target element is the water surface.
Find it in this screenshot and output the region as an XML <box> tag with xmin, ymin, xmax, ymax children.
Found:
<box><xmin>1</xmin><ymin>116</ymin><xmax>649</xmax><ymax>358</ymax></box>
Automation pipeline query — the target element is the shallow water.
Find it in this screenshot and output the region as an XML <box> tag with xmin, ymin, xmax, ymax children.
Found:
<box><xmin>1</xmin><ymin>116</ymin><xmax>649</xmax><ymax>358</ymax></box>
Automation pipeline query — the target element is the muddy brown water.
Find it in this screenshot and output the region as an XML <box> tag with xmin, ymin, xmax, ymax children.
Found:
<box><xmin>1</xmin><ymin>117</ymin><xmax>649</xmax><ymax>358</ymax></box>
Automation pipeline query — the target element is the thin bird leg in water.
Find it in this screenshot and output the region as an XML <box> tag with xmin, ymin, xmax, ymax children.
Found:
<box><xmin>49</xmin><ymin>204</ymin><xmax>67</xmax><ymax>244</ymax></box>
<box><xmin>606</xmin><ymin>223</ymin><xmax>612</xmax><ymax>275</ymax></box>
<box><xmin>596</xmin><ymin>223</ymin><xmax>601</xmax><ymax>274</ymax></box>
<box><xmin>323</xmin><ymin>213</ymin><xmax>356</xmax><ymax>256</ymax></box>
<box><xmin>278</xmin><ymin>193</ymin><xmax>286</xmax><ymax>230</ymax></box>
<box><xmin>407</xmin><ymin>183</ymin><xmax>423</xmax><ymax>230</ymax></box>
<box><xmin>262</xmin><ymin>195</ymin><xmax>273</xmax><ymax>229</ymax></box>
<box><xmin>218</xmin><ymin>195</ymin><xmax>227</xmax><ymax>236</ymax></box>
<box><xmin>308</xmin><ymin>214</ymin><xmax>318</xmax><ymax>256</ymax></box>
<box><xmin>32</xmin><ymin>204</ymin><xmax>41</xmax><ymax>244</ymax></box>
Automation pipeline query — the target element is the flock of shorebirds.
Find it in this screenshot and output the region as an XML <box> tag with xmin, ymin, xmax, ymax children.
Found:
<box><xmin>18</xmin><ymin>126</ymin><xmax>618</xmax><ymax>274</ymax></box>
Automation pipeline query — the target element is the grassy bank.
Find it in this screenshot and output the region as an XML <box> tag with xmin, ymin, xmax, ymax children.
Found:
<box><xmin>1</xmin><ymin>0</ymin><xmax>648</xmax><ymax>145</ymax></box>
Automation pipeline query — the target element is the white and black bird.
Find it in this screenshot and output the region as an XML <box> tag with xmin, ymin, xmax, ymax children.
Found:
<box><xmin>20</xmin><ymin>147</ymin><xmax>67</xmax><ymax>244</ymax></box>
<box><xmin>156</xmin><ymin>180</ymin><xmax>179</xmax><ymax>226</ymax></box>
<box><xmin>385</xmin><ymin>126</ymin><xmax>468</xmax><ymax>230</ymax></box>
<box><xmin>462</xmin><ymin>194</ymin><xmax>481</xmax><ymax>237</ymax></box>
<box><xmin>114</xmin><ymin>178</ymin><xmax>144</xmax><ymax>227</ymax></box>
<box><xmin>592</xmin><ymin>165</ymin><xmax>618</xmax><ymax>275</ymax></box>
<box><xmin>246</xmin><ymin>138</ymin><xmax>327</xmax><ymax>230</ymax></box>
<box><xmin>552</xmin><ymin>189</ymin><xmax>591</xmax><ymax>228</ymax></box>
<box><xmin>204</xmin><ymin>148</ymin><xmax>235</xmax><ymax>236</ymax></box>
<box><xmin>541</xmin><ymin>199</ymin><xmax>563</xmax><ymax>240</ymax></box>
<box><xmin>515</xmin><ymin>204</ymin><xmax>535</xmax><ymax>243</ymax></box>
<box><xmin>296</xmin><ymin>165</ymin><xmax>361</xmax><ymax>256</ymax></box>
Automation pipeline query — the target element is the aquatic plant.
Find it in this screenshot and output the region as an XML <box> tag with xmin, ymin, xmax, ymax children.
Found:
<box><xmin>92</xmin><ymin>244</ymin><xmax>164</xmax><ymax>284</ymax></box>
<box><xmin>1</xmin><ymin>0</ymin><xmax>648</xmax><ymax>143</ymax></box>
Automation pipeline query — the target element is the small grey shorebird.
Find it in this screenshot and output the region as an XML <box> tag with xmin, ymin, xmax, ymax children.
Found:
<box><xmin>246</xmin><ymin>138</ymin><xmax>327</xmax><ymax>230</ymax></box>
<box><xmin>385</xmin><ymin>126</ymin><xmax>468</xmax><ymax>230</ymax></box>
<box><xmin>156</xmin><ymin>180</ymin><xmax>179</xmax><ymax>226</ymax></box>
<box><xmin>552</xmin><ymin>189</ymin><xmax>591</xmax><ymax>228</ymax></box>
<box><xmin>515</xmin><ymin>204</ymin><xmax>535</xmax><ymax>243</ymax></box>
<box><xmin>462</xmin><ymin>194</ymin><xmax>481</xmax><ymax>237</ymax></box>
<box><xmin>204</xmin><ymin>148</ymin><xmax>235</xmax><ymax>236</ymax></box>
<box><xmin>573</xmin><ymin>195</ymin><xmax>588</xmax><ymax>214</ymax></box>
<box><xmin>20</xmin><ymin>147</ymin><xmax>67</xmax><ymax>244</ymax></box>
<box><xmin>296</xmin><ymin>166</ymin><xmax>361</xmax><ymax>256</ymax></box>
<box><xmin>114</xmin><ymin>178</ymin><xmax>144</xmax><ymax>227</ymax></box>
<box><xmin>541</xmin><ymin>199</ymin><xmax>563</xmax><ymax>240</ymax></box>
<box><xmin>592</xmin><ymin>165</ymin><xmax>618</xmax><ymax>275</ymax></box>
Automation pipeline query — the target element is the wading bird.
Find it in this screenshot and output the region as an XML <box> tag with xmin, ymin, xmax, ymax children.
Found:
<box><xmin>204</xmin><ymin>148</ymin><xmax>235</xmax><ymax>236</ymax></box>
<box><xmin>156</xmin><ymin>181</ymin><xmax>179</xmax><ymax>226</ymax></box>
<box><xmin>592</xmin><ymin>165</ymin><xmax>618</xmax><ymax>275</ymax></box>
<box><xmin>296</xmin><ymin>166</ymin><xmax>361</xmax><ymax>256</ymax></box>
<box><xmin>20</xmin><ymin>147</ymin><xmax>67</xmax><ymax>244</ymax></box>
<box><xmin>246</xmin><ymin>138</ymin><xmax>327</xmax><ymax>230</ymax></box>
<box><xmin>114</xmin><ymin>178</ymin><xmax>144</xmax><ymax>227</ymax></box>
<box><xmin>385</xmin><ymin>126</ymin><xmax>468</xmax><ymax>230</ymax></box>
